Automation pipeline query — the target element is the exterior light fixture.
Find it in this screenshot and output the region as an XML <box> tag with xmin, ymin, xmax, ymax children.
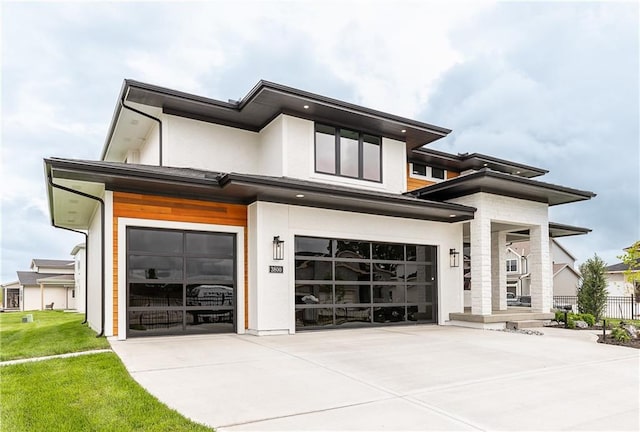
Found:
<box><xmin>449</xmin><ymin>248</ymin><xmax>460</xmax><ymax>268</ymax></box>
<box><xmin>273</xmin><ymin>236</ymin><xmax>285</xmax><ymax>260</ymax></box>
<box><xmin>303</xmin><ymin>105</ymin><xmax>309</xmax><ymax>109</ymax></box>
<box><xmin>296</xmin><ymin>194</ymin><xmax>305</xmax><ymax>198</ymax></box>
<box><xmin>401</xmin><ymin>129</ymin><xmax>406</xmax><ymax>133</ymax></box>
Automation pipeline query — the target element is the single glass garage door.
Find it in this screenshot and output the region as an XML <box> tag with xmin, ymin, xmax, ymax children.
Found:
<box><xmin>127</xmin><ymin>227</ymin><xmax>236</xmax><ymax>337</ymax></box>
<box><xmin>295</xmin><ymin>236</ymin><xmax>437</xmax><ymax>329</ymax></box>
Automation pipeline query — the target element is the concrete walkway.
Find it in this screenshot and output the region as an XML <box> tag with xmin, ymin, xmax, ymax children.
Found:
<box><xmin>110</xmin><ymin>326</ymin><xmax>640</xmax><ymax>431</ymax></box>
<box><xmin>0</xmin><ymin>349</ymin><xmax>112</xmax><ymax>366</ymax></box>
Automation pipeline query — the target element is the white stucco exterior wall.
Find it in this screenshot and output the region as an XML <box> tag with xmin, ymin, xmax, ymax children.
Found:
<box><xmin>247</xmin><ymin>201</ymin><xmax>463</xmax><ymax>334</ymax></box>
<box><xmin>86</xmin><ymin>202</ymin><xmax>103</xmax><ymax>333</ymax></box>
<box><xmin>164</xmin><ymin>115</ymin><xmax>259</xmax><ymax>173</ymax></box>
<box><xmin>138</xmin><ymin>123</ymin><xmax>160</xmax><ymax>165</ymax></box>
<box><xmin>258</xmin><ymin>115</ymin><xmax>285</xmax><ymax>176</ymax></box>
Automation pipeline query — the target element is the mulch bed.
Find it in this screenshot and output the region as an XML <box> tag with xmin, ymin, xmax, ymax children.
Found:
<box><xmin>597</xmin><ymin>334</ymin><xmax>640</xmax><ymax>349</ymax></box>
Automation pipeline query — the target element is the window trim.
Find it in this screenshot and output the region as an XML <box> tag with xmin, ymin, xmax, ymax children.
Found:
<box><xmin>314</xmin><ymin>123</ymin><xmax>383</xmax><ymax>183</ymax></box>
<box><xmin>409</xmin><ymin>162</ymin><xmax>448</xmax><ymax>182</ymax></box>
<box><xmin>506</xmin><ymin>258</ymin><xmax>519</xmax><ymax>273</ymax></box>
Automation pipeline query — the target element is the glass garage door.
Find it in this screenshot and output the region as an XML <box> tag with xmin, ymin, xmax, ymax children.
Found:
<box><xmin>295</xmin><ymin>236</ymin><xmax>437</xmax><ymax>329</ymax></box>
<box><xmin>127</xmin><ymin>227</ymin><xmax>236</xmax><ymax>337</ymax></box>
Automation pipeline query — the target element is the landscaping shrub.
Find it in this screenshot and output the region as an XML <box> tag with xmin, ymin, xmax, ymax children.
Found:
<box><xmin>612</xmin><ymin>326</ymin><xmax>631</xmax><ymax>342</ymax></box>
<box><xmin>567</xmin><ymin>317</ymin><xmax>576</xmax><ymax>329</ymax></box>
<box><xmin>555</xmin><ymin>311</ymin><xmax>566</xmax><ymax>322</ymax></box>
<box><xmin>580</xmin><ymin>313</ymin><xmax>595</xmax><ymax>327</ymax></box>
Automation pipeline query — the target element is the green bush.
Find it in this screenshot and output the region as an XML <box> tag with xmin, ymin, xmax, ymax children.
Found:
<box><xmin>555</xmin><ymin>311</ymin><xmax>566</xmax><ymax>322</ymax></box>
<box><xmin>577</xmin><ymin>255</ymin><xmax>608</xmax><ymax>321</ymax></box>
<box><xmin>567</xmin><ymin>317</ymin><xmax>576</xmax><ymax>329</ymax></box>
<box><xmin>611</xmin><ymin>326</ymin><xmax>631</xmax><ymax>342</ymax></box>
<box><xmin>579</xmin><ymin>313</ymin><xmax>595</xmax><ymax>327</ymax></box>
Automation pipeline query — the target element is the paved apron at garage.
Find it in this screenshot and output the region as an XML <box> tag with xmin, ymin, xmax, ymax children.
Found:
<box><xmin>110</xmin><ymin>325</ymin><xmax>640</xmax><ymax>431</ymax></box>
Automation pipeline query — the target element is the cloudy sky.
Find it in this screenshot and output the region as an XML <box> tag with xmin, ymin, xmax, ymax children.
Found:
<box><xmin>1</xmin><ymin>0</ymin><xmax>638</xmax><ymax>283</ymax></box>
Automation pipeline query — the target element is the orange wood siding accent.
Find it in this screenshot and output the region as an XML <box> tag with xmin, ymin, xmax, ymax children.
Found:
<box><xmin>112</xmin><ymin>192</ymin><xmax>248</xmax><ymax>336</ymax></box>
<box><xmin>405</xmin><ymin>163</ymin><xmax>460</xmax><ymax>192</ymax></box>
<box><xmin>406</xmin><ymin>164</ymin><xmax>435</xmax><ymax>191</ymax></box>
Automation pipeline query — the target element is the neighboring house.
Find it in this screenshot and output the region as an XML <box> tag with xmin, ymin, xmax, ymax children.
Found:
<box><xmin>604</xmin><ymin>260</ymin><xmax>640</xmax><ymax>297</ymax></box>
<box><xmin>2</xmin><ymin>259</ymin><xmax>75</xmax><ymax>311</ymax></box>
<box><xmin>43</xmin><ymin>79</ymin><xmax>595</xmax><ymax>338</ymax></box>
<box><xmin>504</xmin><ymin>239</ymin><xmax>581</xmax><ymax>297</ymax></box>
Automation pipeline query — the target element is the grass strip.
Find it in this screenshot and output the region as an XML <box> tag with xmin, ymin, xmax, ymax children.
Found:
<box><xmin>0</xmin><ymin>310</ymin><xmax>110</xmax><ymax>361</ymax></box>
<box><xmin>1</xmin><ymin>352</ymin><xmax>212</xmax><ymax>431</ymax></box>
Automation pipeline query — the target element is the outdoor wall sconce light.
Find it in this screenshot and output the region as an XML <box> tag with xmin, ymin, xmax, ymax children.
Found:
<box><xmin>273</xmin><ymin>236</ymin><xmax>285</xmax><ymax>260</ymax></box>
<box><xmin>449</xmin><ymin>248</ymin><xmax>460</xmax><ymax>268</ymax></box>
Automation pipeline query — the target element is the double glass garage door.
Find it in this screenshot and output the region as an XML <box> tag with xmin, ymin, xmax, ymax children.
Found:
<box><xmin>295</xmin><ymin>236</ymin><xmax>438</xmax><ymax>329</ymax></box>
<box><xmin>127</xmin><ymin>227</ymin><xmax>236</xmax><ymax>337</ymax></box>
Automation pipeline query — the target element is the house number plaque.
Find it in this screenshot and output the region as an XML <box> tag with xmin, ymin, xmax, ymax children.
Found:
<box><xmin>269</xmin><ymin>265</ymin><xmax>284</xmax><ymax>273</ymax></box>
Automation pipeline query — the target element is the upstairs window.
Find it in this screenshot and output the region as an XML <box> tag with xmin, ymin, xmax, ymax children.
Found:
<box><xmin>315</xmin><ymin>124</ymin><xmax>381</xmax><ymax>182</ymax></box>
<box><xmin>506</xmin><ymin>258</ymin><xmax>518</xmax><ymax>273</ymax></box>
<box><xmin>410</xmin><ymin>163</ymin><xmax>447</xmax><ymax>182</ymax></box>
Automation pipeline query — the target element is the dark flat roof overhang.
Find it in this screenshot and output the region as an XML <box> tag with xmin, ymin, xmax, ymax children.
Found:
<box><xmin>101</xmin><ymin>80</ymin><xmax>451</xmax><ymax>160</ymax></box>
<box><xmin>45</xmin><ymin>158</ymin><xmax>476</xmax><ymax>224</ymax></box>
<box><xmin>410</xmin><ymin>148</ymin><xmax>548</xmax><ymax>178</ymax></box>
<box><xmin>410</xmin><ymin>169</ymin><xmax>595</xmax><ymax>206</ymax></box>
<box><xmin>509</xmin><ymin>222</ymin><xmax>592</xmax><ymax>238</ymax></box>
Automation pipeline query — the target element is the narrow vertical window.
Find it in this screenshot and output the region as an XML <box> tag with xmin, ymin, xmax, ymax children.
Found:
<box><xmin>315</xmin><ymin>124</ymin><xmax>336</xmax><ymax>174</ymax></box>
<box><xmin>363</xmin><ymin>135</ymin><xmax>381</xmax><ymax>181</ymax></box>
<box><xmin>339</xmin><ymin>129</ymin><xmax>359</xmax><ymax>177</ymax></box>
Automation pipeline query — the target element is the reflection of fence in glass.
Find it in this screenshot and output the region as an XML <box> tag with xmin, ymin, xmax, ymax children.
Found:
<box><xmin>553</xmin><ymin>295</ymin><xmax>638</xmax><ymax>320</ymax></box>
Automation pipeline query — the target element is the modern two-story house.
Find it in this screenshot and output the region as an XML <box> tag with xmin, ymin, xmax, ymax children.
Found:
<box><xmin>44</xmin><ymin>80</ymin><xmax>595</xmax><ymax>338</ymax></box>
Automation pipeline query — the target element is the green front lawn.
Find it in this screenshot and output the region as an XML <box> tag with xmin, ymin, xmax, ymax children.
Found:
<box><xmin>1</xmin><ymin>352</ymin><xmax>212</xmax><ymax>431</ymax></box>
<box><xmin>0</xmin><ymin>310</ymin><xmax>110</xmax><ymax>361</ymax></box>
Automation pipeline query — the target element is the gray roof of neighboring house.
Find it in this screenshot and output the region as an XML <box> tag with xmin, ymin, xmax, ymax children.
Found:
<box><xmin>17</xmin><ymin>271</ymin><xmax>65</xmax><ymax>286</ymax></box>
<box><xmin>32</xmin><ymin>259</ymin><xmax>74</xmax><ymax>268</ymax></box>
<box><xmin>605</xmin><ymin>259</ymin><xmax>640</xmax><ymax>272</ymax></box>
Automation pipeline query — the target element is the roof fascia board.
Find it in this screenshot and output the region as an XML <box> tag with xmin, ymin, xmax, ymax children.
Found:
<box><xmin>225</xmin><ymin>173</ymin><xmax>476</xmax><ymax>214</ymax></box>
<box><xmin>249</xmin><ymin>82</ymin><xmax>451</xmax><ymax>137</ymax></box>
<box><xmin>411</xmin><ymin>169</ymin><xmax>596</xmax><ymax>204</ymax></box>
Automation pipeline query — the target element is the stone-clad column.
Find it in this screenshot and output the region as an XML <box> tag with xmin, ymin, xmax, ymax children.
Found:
<box><xmin>530</xmin><ymin>225</ymin><xmax>552</xmax><ymax>312</ymax></box>
<box><xmin>470</xmin><ymin>217</ymin><xmax>492</xmax><ymax>315</ymax></box>
<box><xmin>491</xmin><ymin>231</ymin><xmax>507</xmax><ymax>311</ymax></box>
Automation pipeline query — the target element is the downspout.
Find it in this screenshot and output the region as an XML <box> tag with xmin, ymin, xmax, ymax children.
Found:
<box><xmin>119</xmin><ymin>95</ymin><xmax>163</xmax><ymax>166</ymax></box>
<box><xmin>47</xmin><ymin>174</ymin><xmax>105</xmax><ymax>337</ymax></box>
<box><xmin>55</xmin><ymin>225</ymin><xmax>89</xmax><ymax>324</ymax></box>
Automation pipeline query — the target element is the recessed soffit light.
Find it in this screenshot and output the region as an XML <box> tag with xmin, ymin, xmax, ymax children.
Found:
<box><xmin>401</xmin><ymin>129</ymin><xmax>407</xmax><ymax>133</ymax></box>
<box><xmin>296</xmin><ymin>194</ymin><xmax>305</xmax><ymax>198</ymax></box>
<box><xmin>449</xmin><ymin>214</ymin><xmax>456</xmax><ymax>218</ymax></box>
<box><xmin>303</xmin><ymin>105</ymin><xmax>309</xmax><ymax>109</ymax></box>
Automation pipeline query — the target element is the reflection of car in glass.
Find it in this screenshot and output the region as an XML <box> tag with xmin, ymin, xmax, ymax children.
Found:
<box><xmin>373</xmin><ymin>307</ymin><xmax>405</xmax><ymax>323</ymax></box>
<box><xmin>187</xmin><ymin>285</ymin><xmax>233</xmax><ymax>324</ymax></box>
<box><xmin>187</xmin><ymin>285</ymin><xmax>233</xmax><ymax>306</ymax></box>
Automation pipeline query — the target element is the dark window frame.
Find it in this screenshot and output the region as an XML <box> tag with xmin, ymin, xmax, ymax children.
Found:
<box><xmin>314</xmin><ymin>123</ymin><xmax>382</xmax><ymax>183</ymax></box>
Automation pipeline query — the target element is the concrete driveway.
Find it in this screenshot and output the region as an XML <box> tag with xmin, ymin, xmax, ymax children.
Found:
<box><xmin>110</xmin><ymin>326</ymin><xmax>639</xmax><ymax>431</ymax></box>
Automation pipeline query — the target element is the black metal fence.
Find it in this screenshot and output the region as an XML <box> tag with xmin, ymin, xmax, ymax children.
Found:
<box><xmin>553</xmin><ymin>295</ymin><xmax>638</xmax><ymax>320</ymax></box>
